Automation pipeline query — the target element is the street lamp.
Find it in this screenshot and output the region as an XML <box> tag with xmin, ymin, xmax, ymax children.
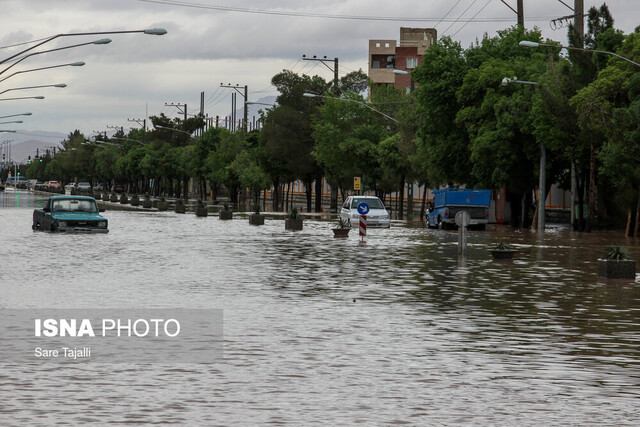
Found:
<box><xmin>502</xmin><ymin>76</ymin><xmax>546</xmax><ymax>232</ymax></box>
<box><xmin>154</xmin><ymin>125</ymin><xmax>194</xmax><ymax>136</ymax></box>
<box><xmin>0</xmin><ymin>28</ymin><xmax>167</xmax><ymax>65</ymax></box>
<box><xmin>0</xmin><ymin>83</ymin><xmax>66</xmax><ymax>96</ymax></box>
<box><xmin>0</xmin><ymin>39</ymin><xmax>111</xmax><ymax>76</ymax></box>
<box><xmin>303</xmin><ymin>93</ymin><xmax>399</xmax><ymax>123</ymax></box>
<box><xmin>110</xmin><ymin>136</ymin><xmax>145</xmax><ymax>146</ymax></box>
<box><xmin>0</xmin><ymin>62</ymin><xmax>85</xmax><ymax>84</ymax></box>
<box><xmin>519</xmin><ymin>40</ymin><xmax>640</xmax><ymax>68</ymax></box>
<box><xmin>0</xmin><ymin>96</ymin><xmax>45</xmax><ymax>101</ymax></box>
<box><xmin>245</xmin><ymin>101</ymin><xmax>276</xmax><ymax>106</ymax></box>
<box><xmin>393</xmin><ymin>69</ymin><xmax>415</xmax><ymax>93</ymax></box>
<box><xmin>0</xmin><ymin>112</ymin><xmax>32</xmax><ymax>119</ymax></box>
<box><xmin>501</xmin><ymin>77</ymin><xmax>538</xmax><ymax>86</ymax></box>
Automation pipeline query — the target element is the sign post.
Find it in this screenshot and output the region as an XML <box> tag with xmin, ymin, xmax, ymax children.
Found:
<box><xmin>353</xmin><ymin>177</ymin><xmax>361</xmax><ymax>194</ymax></box>
<box><xmin>357</xmin><ymin>202</ymin><xmax>369</xmax><ymax>244</ymax></box>
<box><xmin>455</xmin><ymin>210</ymin><xmax>471</xmax><ymax>255</ymax></box>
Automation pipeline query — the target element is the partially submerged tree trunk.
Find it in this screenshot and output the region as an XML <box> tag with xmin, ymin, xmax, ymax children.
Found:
<box><xmin>398</xmin><ymin>175</ymin><xmax>405</xmax><ymax>220</ymax></box>
<box><xmin>635</xmin><ymin>189</ymin><xmax>640</xmax><ymax>238</ymax></box>
<box><xmin>314</xmin><ymin>174</ymin><xmax>322</xmax><ymax>213</ymax></box>
<box><xmin>625</xmin><ymin>207</ymin><xmax>632</xmax><ymax>237</ymax></box>
<box><xmin>587</xmin><ymin>143</ymin><xmax>596</xmax><ymax>232</ymax></box>
<box><xmin>420</xmin><ymin>185</ymin><xmax>427</xmax><ymax>221</ymax></box>
<box><xmin>305</xmin><ymin>179</ymin><xmax>312</xmax><ymax>213</ymax></box>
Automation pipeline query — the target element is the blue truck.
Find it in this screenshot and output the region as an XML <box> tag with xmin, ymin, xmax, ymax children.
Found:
<box><xmin>427</xmin><ymin>189</ymin><xmax>491</xmax><ymax>230</ymax></box>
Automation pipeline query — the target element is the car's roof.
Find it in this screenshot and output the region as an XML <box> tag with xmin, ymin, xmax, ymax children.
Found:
<box><xmin>50</xmin><ymin>195</ymin><xmax>96</xmax><ymax>200</ymax></box>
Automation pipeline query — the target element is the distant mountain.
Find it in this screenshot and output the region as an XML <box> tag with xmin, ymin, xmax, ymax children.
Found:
<box><xmin>1</xmin><ymin>130</ymin><xmax>65</xmax><ymax>164</ymax></box>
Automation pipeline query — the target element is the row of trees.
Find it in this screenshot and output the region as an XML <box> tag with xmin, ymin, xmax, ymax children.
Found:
<box><xmin>412</xmin><ymin>4</ymin><xmax>640</xmax><ymax>234</ymax></box>
<box><xmin>24</xmin><ymin>3</ymin><xmax>640</xmax><ymax>232</ymax></box>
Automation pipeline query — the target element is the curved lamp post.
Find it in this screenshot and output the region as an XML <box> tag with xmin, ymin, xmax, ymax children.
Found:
<box><xmin>303</xmin><ymin>93</ymin><xmax>399</xmax><ymax>123</ymax></box>
<box><xmin>0</xmin><ymin>95</ymin><xmax>45</xmax><ymax>101</ymax></box>
<box><xmin>0</xmin><ymin>39</ymin><xmax>111</xmax><ymax>76</ymax></box>
<box><xmin>154</xmin><ymin>125</ymin><xmax>194</xmax><ymax>136</ymax></box>
<box><xmin>0</xmin><ymin>112</ymin><xmax>31</xmax><ymax>119</ymax></box>
<box><xmin>502</xmin><ymin>76</ymin><xmax>546</xmax><ymax>232</ymax></box>
<box><xmin>393</xmin><ymin>69</ymin><xmax>415</xmax><ymax>93</ymax></box>
<box><xmin>110</xmin><ymin>136</ymin><xmax>145</xmax><ymax>146</ymax></box>
<box><xmin>0</xmin><ymin>28</ymin><xmax>167</xmax><ymax>65</ymax></box>
<box><xmin>0</xmin><ymin>83</ymin><xmax>66</xmax><ymax>96</ymax></box>
<box><xmin>519</xmin><ymin>40</ymin><xmax>640</xmax><ymax>68</ymax></box>
<box><xmin>0</xmin><ymin>62</ymin><xmax>84</xmax><ymax>84</ymax></box>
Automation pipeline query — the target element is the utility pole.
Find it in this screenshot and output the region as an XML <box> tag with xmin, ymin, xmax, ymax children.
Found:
<box><xmin>302</xmin><ymin>55</ymin><xmax>339</xmax><ymax>93</ymax></box>
<box><xmin>220</xmin><ymin>84</ymin><xmax>248</xmax><ymax>132</ymax></box>
<box><xmin>128</xmin><ymin>117</ymin><xmax>146</xmax><ymax>131</ymax></box>
<box><xmin>517</xmin><ymin>0</ymin><xmax>524</xmax><ymax>28</ymax></box>
<box><xmin>500</xmin><ymin>1</ymin><xmax>524</xmax><ymax>28</ymax></box>
<box><xmin>575</xmin><ymin>0</ymin><xmax>584</xmax><ymax>43</ymax></box>
<box><xmin>106</xmin><ymin>125</ymin><xmax>124</xmax><ymax>135</ymax></box>
<box><xmin>302</xmin><ymin>54</ymin><xmax>340</xmax><ymax>213</ymax></box>
<box><xmin>165</xmin><ymin>102</ymin><xmax>187</xmax><ymax>121</ymax></box>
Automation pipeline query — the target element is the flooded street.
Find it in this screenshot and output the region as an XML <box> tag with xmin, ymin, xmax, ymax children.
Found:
<box><xmin>1</xmin><ymin>191</ymin><xmax>639</xmax><ymax>425</ymax></box>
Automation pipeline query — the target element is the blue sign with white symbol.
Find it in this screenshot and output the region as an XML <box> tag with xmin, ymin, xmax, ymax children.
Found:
<box><xmin>357</xmin><ymin>202</ymin><xmax>370</xmax><ymax>215</ymax></box>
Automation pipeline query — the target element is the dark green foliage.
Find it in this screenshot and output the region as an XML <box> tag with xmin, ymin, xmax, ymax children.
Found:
<box><xmin>604</xmin><ymin>244</ymin><xmax>630</xmax><ymax>260</ymax></box>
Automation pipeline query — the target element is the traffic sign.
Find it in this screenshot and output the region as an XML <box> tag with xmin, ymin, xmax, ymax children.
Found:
<box><xmin>357</xmin><ymin>202</ymin><xmax>369</xmax><ymax>215</ymax></box>
<box><xmin>455</xmin><ymin>210</ymin><xmax>471</xmax><ymax>227</ymax></box>
<box><xmin>353</xmin><ymin>176</ymin><xmax>361</xmax><ymax>190</ymax></box>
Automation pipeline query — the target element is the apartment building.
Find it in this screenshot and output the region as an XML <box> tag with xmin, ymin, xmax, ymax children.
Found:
<box><xmin>368</xmin><ymin>27</ymin><xmax>437</xmax><ymax>93</ymax></box>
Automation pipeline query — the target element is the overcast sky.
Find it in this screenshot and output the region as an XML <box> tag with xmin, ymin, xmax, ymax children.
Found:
<box><xmin>1</xmin><ymin>0</ymin><xmax>638</xmax><ymax>138</ymax></box>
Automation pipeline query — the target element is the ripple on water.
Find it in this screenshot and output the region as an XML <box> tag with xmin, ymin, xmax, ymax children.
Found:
<box><xmin>1</xmin><ymin>193</ymin><xmax>640</xmax><ymax>424</ymax></box>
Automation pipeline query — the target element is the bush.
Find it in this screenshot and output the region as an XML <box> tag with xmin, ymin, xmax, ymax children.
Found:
<box><xmin>604</xmin><ymin>244</ymin><xmax>629</xmax><ymax>260</ymax></box>
<box><xmin>288</xmin><ymin>206</ymin><xmax>300</xmax><ymax>219</ymax></box>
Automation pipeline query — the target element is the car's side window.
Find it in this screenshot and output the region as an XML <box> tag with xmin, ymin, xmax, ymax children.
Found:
<box><xmin>342</xmin><ymin>199</ymin><xmax>350</xmax><ymax>209</ymax></box>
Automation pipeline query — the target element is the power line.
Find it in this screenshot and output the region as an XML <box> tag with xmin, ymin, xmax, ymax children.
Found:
<box><xmin>136</xmin><ymin>0</ymin><xmax>554</xmax><ymax>23</ymax></box>
<box><xmin>451</xmin><ymin>0</ymin><xmax>493</xmax><ymax>37</ymax></box>
<box><xmin>441</xmin><ymin>0</ymin><xmax>481</xmax><ymax>37</ymax></box>
<box><xmin>434</xmin><ymin>0</ymin><xmax>464</xmax><ymax>29</ymax></box>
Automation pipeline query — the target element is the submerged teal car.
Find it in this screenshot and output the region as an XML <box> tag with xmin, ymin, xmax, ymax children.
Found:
<box><xmin>33</xmin><ymin>196</ymin><xmax>108</xmax><ymax>233</ymax></box>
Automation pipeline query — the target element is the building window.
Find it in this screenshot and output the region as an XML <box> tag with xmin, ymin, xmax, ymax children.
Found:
<box><xmin>372</xmin><ymin>61</ymin><xmax>380</xmax><ymax>69</ymax></box>
<box><xmin>407</xmin><ymin>57</ymin><xmax>418</xmax><ymax>69</ymax></box>
<box><xmin>385</xmin><ymin>42</ymin><xmax>390</xmax><ymax>48</ymax></box>
<box><xmin>376</xmin><ymin>42</ymin><xmax>381</xmax><ymax>47</ymax></box>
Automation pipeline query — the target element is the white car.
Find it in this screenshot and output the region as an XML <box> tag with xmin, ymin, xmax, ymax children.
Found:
<box><xmin>340</xmin><ymin>196</ymin><xmax>391</xmax><ymax>228</ymax></box>
<box><xmin>77</xmin><ymin>182</ymin><xmax>91</xmax><ymax>191</ymax></box>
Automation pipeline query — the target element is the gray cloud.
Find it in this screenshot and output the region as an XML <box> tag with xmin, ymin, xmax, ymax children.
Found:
<box><xmin>0</xmin><ymin>0</ymin><xmax>638</xmax><ymax>135</ymax></box>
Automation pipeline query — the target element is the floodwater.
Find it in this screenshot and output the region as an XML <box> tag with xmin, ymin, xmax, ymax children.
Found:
<box><xmin>1</xmin><ymin>190</ymin><xmax>639</xmax><ymax>425</ymax></box>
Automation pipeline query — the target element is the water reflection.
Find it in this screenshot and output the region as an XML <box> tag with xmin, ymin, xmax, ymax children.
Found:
<box><xmin>1</xmin><ymin>191</ymin><xmax>639</xmax><ymax>424</ymax></box>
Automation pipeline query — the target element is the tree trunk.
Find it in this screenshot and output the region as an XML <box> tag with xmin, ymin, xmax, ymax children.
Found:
<box><xmin>285</xmin><ymin>182</ymin><xmax>290</xmax><ymax>211</ymax></box>
<box><xmin>407</xmin><ymin>181</ymin><xmax>414</xmax><ymax>217</ymax></box>
<box><xmin>577</xmin><ymin>171</ymin><xmax>585</xmax><ymax>232</ymax></box>
<box><xmin>420</xmin><ymin>185</ymin><xmax>427</xmax><ymax>221</ymax></box>
<box><xmin>271</xmin><ymin>177</ymin><xmax>279</xmax><ymax>212</ymax></box>
<box><xmin>315</xmin><ymin>174</ymin><xmax>322</xmax><ymax>213</ymax></box>
<box><xmin>183</xmin><ymin>176</ymin><xmax>189</xmax><ymax>202</ymax></box>
<box><xmin>634</xmin><ymin>188</ymin><xmax>640</xmax><ymax>238</ymax></box>
<box><xmin>531</xmin><ymin>190</ymin><xmax>539</xmax><ymax>231</ymax></box>
<box><xmin>625</xmin><ymin>207</ymin><xmax>632</xmax><ymax>237</ymax></box>
<box><xmin>399</xmin><ymin>175</ymin><xmax>405</xmax><ymax>220</ymax></box>
<box><xmin>305</xmin><ymin>179</ymin><xmax>312</xmax><ymax>213</ymax></box>
<box><xmin>586</xmin><ymin>143</ymin><xmax>596</xmax><ymax>232</ymax></box>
